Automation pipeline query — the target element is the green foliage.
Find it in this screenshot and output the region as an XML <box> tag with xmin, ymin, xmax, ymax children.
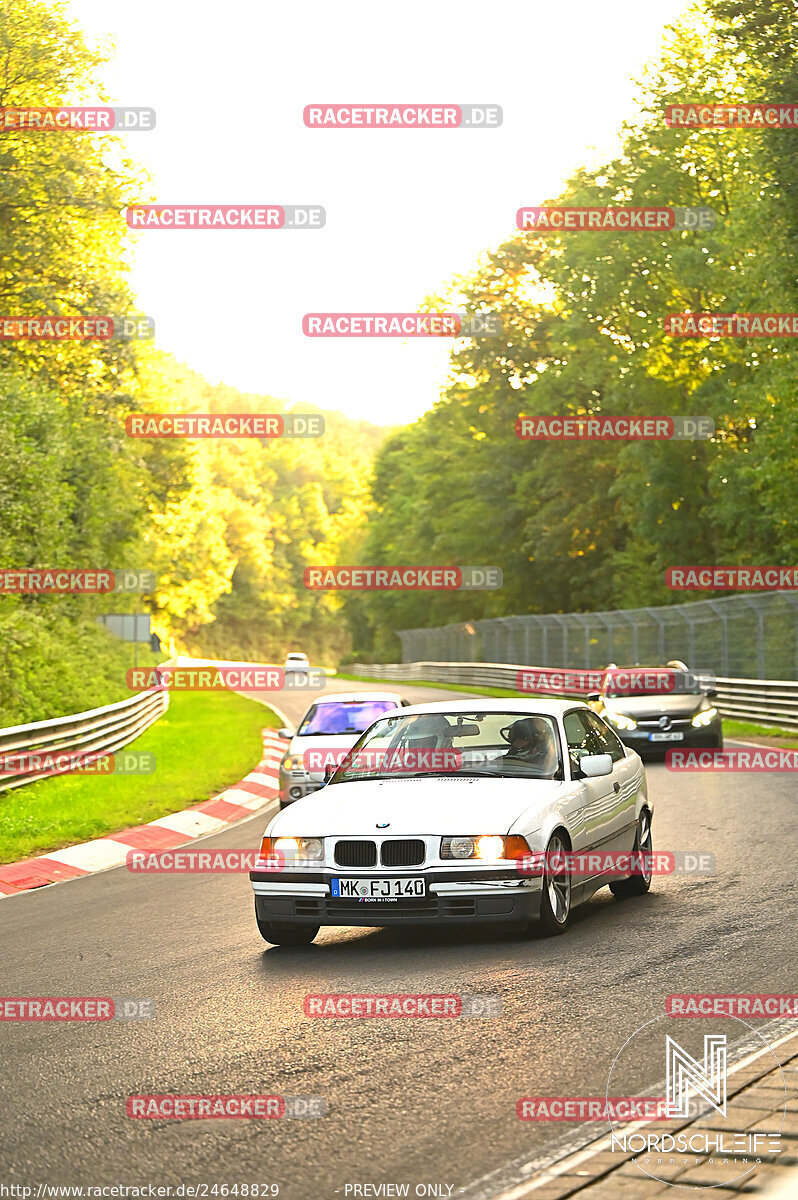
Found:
<box><xmin>348</xmin><ymin>0</ymin><xmax>798</xmax><ymax>657</ymax></box>
<box><xmin>0</xmin><ymin>606</ymin><xmax>161</xmax><ymax>726</ymax></box>
<box><xmin>0</xmin><ymin>0</ymin><xmax>386</xmax><ymax>718</ymax></box>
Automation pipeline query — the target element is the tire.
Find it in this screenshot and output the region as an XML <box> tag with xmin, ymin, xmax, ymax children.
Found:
<box><xmin>610</xmin><ymin>808</ymin><xmax>653</xmax><ymax>899</ymax></box>
<box><xmin>537</xmin><ymin>832</ymin><xmax>572</xmax><ymax>936</ymax></box>
<box><xmin>256</xmin><ymin>917</ymin><xmax>319</xmax><ymax>945</ymax></box>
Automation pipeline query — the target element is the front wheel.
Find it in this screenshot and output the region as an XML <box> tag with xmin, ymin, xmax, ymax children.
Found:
<box><xmin>610</xmin><ymin>809</ymin><xmax>653</xmax><ymax>899</ymax></box>
<box><xmin>537</xmin><ymin>833</ymin><xmax>572</xmax><ymax>936</ymax></box>
<box><xmin>257</xmin><ymin>917</ymin><xmax>319</xmax><ymax>945</ymax></box>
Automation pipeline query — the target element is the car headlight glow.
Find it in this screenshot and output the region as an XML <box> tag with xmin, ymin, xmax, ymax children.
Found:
<box><xmin>280</xmin><ymin>755</ymin><xmax>295</xmax><ymax>771</ymax></box>
<box><xmin>476</xmin><ymin>835</ymin><xmax>505</xmax><ymax>861</ymax></box>
<box><xmin>441</xmin><ymin>835</ymin><xmax>529</xmax><ymax>861</ymax></box>
<box><xmin>606</xmin><ymin>712</ymin><xmax>638</xmax><ymax>731</ymax></box>
<box><xmin>692</xmin><ymin>707</ymin><xmax>719</xmax><ymax>728</ymax></box>
<box><xmin>260</xmin><ymin>835</ymin><xmax>324</xmax><ymax>863</ymax></box>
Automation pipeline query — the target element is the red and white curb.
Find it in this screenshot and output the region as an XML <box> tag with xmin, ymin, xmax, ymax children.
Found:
<box><xmin>0</xmin><ymin>730</ymin><xmax>287</xmax><ymax>897</ymax></box>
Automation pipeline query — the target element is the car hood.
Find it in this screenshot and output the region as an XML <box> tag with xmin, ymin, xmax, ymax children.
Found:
<box><xmin>267</xmin><ymin>776</ymin><xmax>563</xmax><ymax>837</ymax></box>
<box><xmin>605</xmin><ymin>694</ymin><xmax>708</xmax><ymax>718</ymax></box>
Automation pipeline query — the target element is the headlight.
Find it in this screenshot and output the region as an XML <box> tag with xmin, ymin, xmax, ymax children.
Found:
<box><xmin>260</xmin><ymin>835</ymin><xmax>324</xmax><ymax>863</ymax></box>
<box><xmin>606</xmin><ymin>712</ymin><xmax>638</xmax><ymax>731</ymax></box>
<box><xmin>280</xmin><ymin>755</ymin><xmax>295</xmax><ymax>771</ymax></box>
<box><xmin>692</xmin><ymin>707</ymin><xmax>719</xmax><ymax>728</ymax></box>
<box><xmin>440</xmin><ymin>835</ymin><xmax>529</xmax><ymax>862</ymax></box>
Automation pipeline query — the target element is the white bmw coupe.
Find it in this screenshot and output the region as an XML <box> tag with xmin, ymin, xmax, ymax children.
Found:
<box><xmin>250</xmin><ymin>699</ymin><xmax>652</xmax><ymax>945</ymax></box>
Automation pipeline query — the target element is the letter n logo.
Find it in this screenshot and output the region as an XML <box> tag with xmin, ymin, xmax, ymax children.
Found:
<box><xmin>666</xmin><ymin>1034</ymin><xmax>726</xmax><ymax>1117</ymax></box>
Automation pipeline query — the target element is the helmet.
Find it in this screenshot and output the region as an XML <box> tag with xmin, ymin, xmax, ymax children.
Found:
<box><xmin>406</xmin><ymin>714</ymin><xmax>455</xmax><ymax>739</ymax></box>
<box><xmin>501</xmin><ymin>717</ymin><xmax>549</xmax><ymax>746</ymax></box>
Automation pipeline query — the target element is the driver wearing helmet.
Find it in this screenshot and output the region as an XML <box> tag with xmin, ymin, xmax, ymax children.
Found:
<box><xmin>500</xmin><ymin>717</ymin><xmax>557</xmax><ymax>773</ymax></box>
<box><xmin>400</xmin><ymin>713</ymin><xmax>455</xmax><ymax>750</ymax></box>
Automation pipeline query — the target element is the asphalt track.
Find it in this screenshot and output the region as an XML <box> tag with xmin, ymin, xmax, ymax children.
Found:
<box><xmin>1</xmin><ymin>677</ymin><xmax>796</xmax><ymax>1196</ymax></box>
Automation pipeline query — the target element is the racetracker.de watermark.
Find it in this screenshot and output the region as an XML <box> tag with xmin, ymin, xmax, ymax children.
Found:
<box><xmin>0</xmin><ymin>569</ymin><xmax>154</xmax><ymax>593</ymax></box>
<box><xmin>303</xmin><ymin>994</ymin><xmax>501</xmax><ymax>1017</ymax></box>
<box><xmin>0</xmin><ymin>751</ymin><xmax>155</xmax><ymax>777</ymax></box>
<box><xmin>0</xmin><ymin>106</ymin><xmax>154</xmax><ymax>130</ymax></box>
<box><xmin>667</xmin><ymin>565</ymin><xmax>798</xmax><ymax>590</ymax></box>
<box><xmin>517</xmin><ymin>1097</ymin><xmax>669</xmax><ymax>1121</ymax></box>
<box><xmin>0</xmin><ymin>316</ymin><xmax>154</xmax><ymax>340</ymax></box>
<box><xmin>302</xmin><ymin>748</ymin><xmax>498</xmax><ymax>773</ymax></box>
<box><xmin>0</xmin><ymin>997</ymin><xmax>153</xmax><ymax>1020</ymax></box>
<box><xmin>304</xmin><ymin>566</ymin><xmax>501</xmax><ymax>590</ymax></box>
<box><xmin>665</xmin><ymin>103</ymin><xmax>798</xmax><ymax>128</ymax></box>
<box><xmin>516</xmin><ymin>667</ymin><xmax>712</xmax><ymax>694</ymax></box>
<box><xmin>127</xmin><ymin>850</ymin><xmax>282</xmax><ymax>873</ymax></box>
<box><xmin>125</xmin><ymin>205</ymin><xmax>325</xmax><ymax>229</ymax></box>
<box><xmin>516</xmin><ymin>416</ymin><xmax>714</xmax><ymax>440</ymax></box>
<box><xmin>302</xmin><ymin>312</ymin><xmax>503</xmax><ymax>337</ymax></box>
<box><xmin>127</xmin><ymin>1095</ymin><xmax>325</xmax><ymax>1119</ymax></box>
<box><xmin>667</xmin><ymin>748</ymin><xmax>798</xmax><ymax>772</ymax></box>
<box><xmin>666</xmin><ymin>994</ymin><xmax>798</xmax><ymax>1017</ymax></box>
<box><xmin>665</xmin><ymin>312</ymin><xmax>798</xmax><ymax>336</ymax></box>
<box><xmin>127</xmin><ymin>666</ymin><xmax>326</xmax><ymax>691</ymax></box>
<box><xmin>516</xmin><ymin>851</ymin><xmax>715</xmax><ymax>876</ymax></box>
<box><xmin>517</xmin><ymin>206</ymin><xmax>715</xmax><ymax>231</ymax></box>
<box><xmin>303</xmin><ymin>104</ymin><xmax>501</xmax><ymax>128</ymax></box>
<box><xmin>125</xmin><ymin>414</ymin><xmax>323</xmax><ymax>438</ymax></box>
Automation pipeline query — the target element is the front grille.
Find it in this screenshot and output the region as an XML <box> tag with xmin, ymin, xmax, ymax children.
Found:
<box><xmin>259</xmin><ymin>897</ymin><xmax>489</xmax><ymax>923</ymax></box>
<box><xmin>637</xmin><ymin>717</ymin><xmax>692</xmax><ymax>728</ymax></box>
<box><xmin>380</xmin><ymin>839</ymin><xmax>425</xmax><ymax>867</ymax></box>
<box><xmin>335</xmin><ymin>839</ymin><xmax>377</xmax><ymax>867</ymax></box>
<box><xmin>325</xmin><ymin>898</ymin><xmax>440</xmax><ymax>920</ymax></box>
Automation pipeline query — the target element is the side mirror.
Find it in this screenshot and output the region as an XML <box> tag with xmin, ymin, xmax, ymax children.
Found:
<box><xmin>579</xmin><ymin>753</ymin><xmax>613</xmax><ymax>778</ymax></box>
<box><xmin>278</xmin><ymin>727</ymin><xmax>294</xmax><ymax>739</ymax></box>
<box><xmin>306</xmin><ymin>765</ymin><xmax>335</xmax><ymax>786</ymax></box>
<box><xmin>586</xmin><ymin>693</ymin><xmax>601</xmax><ymax>703</ymax></box>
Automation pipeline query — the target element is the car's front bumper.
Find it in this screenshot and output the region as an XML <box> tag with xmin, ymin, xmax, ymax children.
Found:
<box><xmin>250</xmin><ymin>869</ymin><xmax>542</xmax><ymax>926</ymax></box>
<box><xmin>278</xmin><ymin>770</ymin><xmax>324</xmax><ymax>806</ymax></box>
<box><xmin>616</xmin><ymin>724</ymin><xmax>722</xmax><ymax>752</ymax></box>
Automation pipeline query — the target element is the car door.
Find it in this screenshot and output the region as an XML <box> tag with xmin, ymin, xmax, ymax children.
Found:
<box><xmin>562</xmin><ymin>708</ymin><xmax>617</xmax><ymax>854</ymax></box>
<box><xmin>579</xmin><ymin>709</ymin><xmax>639</xmax><ymax>852</ymax></box>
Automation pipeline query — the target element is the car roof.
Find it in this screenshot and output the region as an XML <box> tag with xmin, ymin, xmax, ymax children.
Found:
<box><xmin>389</xmin><ymin>698</ymin><xmax>586</xmax><ymax>718</ymax></box>
<box><xmin>311</xmin><ymin>691</ymin><xmax>404</xmax><ymax>704</ymax></box>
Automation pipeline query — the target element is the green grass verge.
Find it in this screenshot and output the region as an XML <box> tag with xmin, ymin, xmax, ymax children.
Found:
<box><xmin>336</xmin><ymin>673</ymin><xmax>526</xmax><ymax>699</ymax></box>
<box><xmin>721</xmin><ymin>719</ymin><xmax>798</xmax><ymax>747</ymax></box>
<box><xmin>0</xmin><ymin>690</ymin><xmax>279</xmax><ymax>864</ymax></box>
<box><xmin>338</xmin><ymin>673</ymin><xmax>798</xmax><ymax>746</ymax></box>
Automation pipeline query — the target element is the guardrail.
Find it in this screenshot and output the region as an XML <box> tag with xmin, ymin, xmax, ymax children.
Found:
<box><xmin>0</xmin><ymin>688</ymin><xmax>169</xmax><ymax>794</ymax></box>
<box><xmin>351</xmin><ymin>661</ymin><xmax>798</xmax><ymax>731</ymax></box>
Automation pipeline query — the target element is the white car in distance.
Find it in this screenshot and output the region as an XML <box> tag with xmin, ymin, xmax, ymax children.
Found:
<box><xmin>276</xmin><ymin>691</ymin><xmax>408</xmax><ymax>808</ymax></box>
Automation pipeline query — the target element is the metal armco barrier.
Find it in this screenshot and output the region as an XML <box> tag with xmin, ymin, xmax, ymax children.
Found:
<box><xmin>0</xmin><ymin>688</ymin><xmax>169</xmax><ymax>794</ymax></box>
<box><xmin>351</xmin><ymin>661</ymin><xmax>798</xmax><ymax>731</ymax></box>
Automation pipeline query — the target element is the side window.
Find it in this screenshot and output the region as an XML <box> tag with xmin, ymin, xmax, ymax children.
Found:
<box><xmin>563</xmin><ymin>710</ymin><xmax>591</xmax><ymax>772</ymax></box>
<box><xmin>581</xmin><ymin>710</ymin><xmax>625</xmax><ymax>762</ymax></box>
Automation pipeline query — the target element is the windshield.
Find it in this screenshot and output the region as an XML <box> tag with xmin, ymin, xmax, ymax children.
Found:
<box><xmin>328</xmin><ymin>711</ymin><xmax>562</xmax><ymax>782</ymax></box>
<box><xmin>298</xmin><ymin>699</ymin><xmax>398</xmax><ymax>736</ymax></box>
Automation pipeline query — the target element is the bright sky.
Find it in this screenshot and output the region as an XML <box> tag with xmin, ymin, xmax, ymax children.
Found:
<box><xmin>68</xmin><ymin>0</ymin><xmax>693</xmax><ymax>426</ymax></box>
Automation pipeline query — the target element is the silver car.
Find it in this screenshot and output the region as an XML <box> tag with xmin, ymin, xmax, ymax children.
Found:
<box><xmin>277</xmin><ymin>691</ymin><xmax>408</xmax><ymax>808</ymax></box>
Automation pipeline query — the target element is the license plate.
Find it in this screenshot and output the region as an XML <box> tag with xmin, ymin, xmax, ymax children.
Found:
<box><xmin>649</xmin><ymin>732</ymin><xmax>684</xmax><ymax>742</ymax></box>
<box><xmin>331</xmin><ymin>877</ymin><xmax>426</xmax><ymax>900</ymax></box>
